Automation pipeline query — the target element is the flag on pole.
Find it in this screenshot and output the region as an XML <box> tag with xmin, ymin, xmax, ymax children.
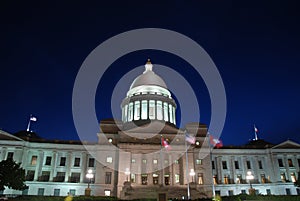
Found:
<box><xmin>209</xmin><ymin>135</ymin><xmax>223</xmax><ymax>148</ymax></box>
<box><xmin>161</xmin><ymin>137</ymin><xmax>170</xmax><ymax>150</ymax></box>
<box><xmin>30</xmin><ymin>116</ymin><xmax>37</xmax><ymax>122</ymax></box>
<box><xmin>254</xmin><ymin>125</ymin><xmax>258</xmax><ymax>133</ymax></box>
<box><xmin>185</xmin><ymin>133</ymin><xmax>196</xmax><ymax>144</ymax></box>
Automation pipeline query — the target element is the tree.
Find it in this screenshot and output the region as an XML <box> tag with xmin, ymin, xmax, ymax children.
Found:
<box><xmin>0</xmin><ymin>159</ymin><xmax>27</xmax><ymax>191</ymax></box>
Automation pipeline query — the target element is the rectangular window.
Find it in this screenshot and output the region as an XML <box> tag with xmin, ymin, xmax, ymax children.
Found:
<box><xmin>60</xmin><ymin>157</ymin><xmax>66</xmax><ymax>166</ymax></box>
<box><xmin>156</xmin><ymin>101</ymin><xmax>163</xmax><ymax>120</ymax></box>
<box><xmin>105</xmin><ymin>172</ymin><xmax>112</xmax><ymax>184</ymax></box>
<box><xmin>45</xmin><ymin>156</ymin><xmax>52</xmax><ymax>166</ymax></box>
<box><xmin>224</xmin><ymin>176</ymin><xmax>229</xmax><ymax>184</ymax></box>
<box><xmin>286</xmin><ymin>188</ymin><xmax>291</xmax><ymax>195</ymax></box>
<box><xmin>236</xmin><ymin>174</ymin><xmax>242</xmax><ymax>184</ymax></box>
<box><xmin>149</xmin><ymin>100</ymin><xmax>155</xmax><ymax>119</ymax></box>
<box><xmin>153</xmin><ymin>159</ymin><xmax>158</xmax><ymax>164</ymax></box>
<box><xmin>7</xmin><ymin>152</ymin><xmax>14</xmax><ymax>160</ymax></box>
<box><xmin>106</xmin><ymin>156</ymin><xmax>113</xmax><ymax>163</ymax></box>
<box><xmin>278</xmin><ymin>159</ymin><xmax>284</xmax><ymax>167</ymax></box>
<box><xmin>26</xmin><ymin>170</ymin><xmax>35</xmax><ymax>181</ymax></box>
<box><xmin>69</xmin><ymin>189</ymin><xmax>76</xmax><ymax>196</ymax></box>
<box><xmin>222</xmin><ymin>161</ymin><xmax>227</xmax><ymax>169</ymax></box>
<box><xmin>131</xmin><ymin>173</ymin><xmax>136</xmax><ymax>183</ymax></box>
<box><xmin>142</xmin><ymin>159</ymin><xmax>147</xmax><ymax>164</ymax></box>
<box><xmin>70</xmin><ymin>173</ymin><xmax>80</xmax><ymax>183</ymax></box>
<box><xmin>37</xmin><ymin>188</ymin><xmax>44</xmax><ymax>196</ymax></box>
<box><xmin>228</xmin><ymin>190</ymin><xmax>234</xmax><ymax>196</ymax></box>
<box><xmin>174</xmin><ymin>160</ymin><xmax>179</xmax><ymax>164</ymax></box>
<box><xmin>258</xmin><ymin>160</ymin><xmax>263</xmax><ymax>169</ymax></box>
<box><xmin>104</xmin><ymin>190</ymin><xmax>111</xmax><ymax>196</ymax></box>
<box><xmin>141</xmin><ymin>174</ymin><xmax>148</xmax><ymax>185</ymax></box>
<box><xmin>213</xmin><ymin>175</ymin><xmax>218</xmax><ymax>185</ymax></box>
<box><xmin>164</xmin><ymin>174</ymin><xmax>170</xmax><ymax>185</ymax></box>
<box><xmin>212</xmin><ymin>161</ymin><xmax>215</xmax><ymax>169</ymax></box>
<box><xmin>234</xmin><ymin>161</ymin><xmax>239</xmax><ymax>169</ymax></box>
<box><xmin>163</xmin><ymin>102</ymin><xmax>169</xmax><ymax>121</ymax></box>
<box><xmin>288</xmin><ymin>159</ymin><xmax>294</xmax><ymax>167</ymax></box>
<box><xmin>246</xmin><ymin>160</ymin><xmax>251</xmax><ymax>169</ymax></box>
<box><xmin>241</xmin><ymin>190</ymin><xmax>246</xmax><ymax>194</ymax></box>
<box><xmin>298</xmin><ymin>159</ymin><xmax>300</xmax><ymax>167</ymax></box>
<box><xmin>39</xmin><ymin>171</ymin><xmax>50</xmax><ymax>182</ymax></box>
<box><xmin>291</xmin><ymin>172</ymin><xmax>297</xmax><ymax>182</ymax></box>
<box><xmin>74</xmin><ymin>157</ymin><xmax>80</xmax><ymax>167</ymax></box>
<box><xmin>266</xmin><ymin>189</ymin><xmax>271</xmax><ymax>195</ymax></box>
<box><xmin>131</xmin><ymin>159</ymin><xmax>136</xmax><ymax>163</ymax></box>
<box><xmin>55</xmin><ymin>172</ymin><xmax>65</xmax><ymax>182</ymax></box>
<box><xmin>153</xmin><ymin>173</ymin><xmax>159</xmax><ymax>184</ymax></box>
<box><xmin>141</xmin><ymin>100</ymin><xmax>148</xmax><ymax>119</ymax></box>
<box><xmin>88</xmin><ymin>158</ymin><xmax>95</xmax><ymax>167</ymax></box>
<box><xmin>261</xmin><ymin>174</ymin><xmax>266</xmax><ymax>183</ymax></box>
<box><xmin>169</xmin><ymin>104</ymin><xmax>173</xmax><ymax>123</ymax></box>
<box><xmin>175</xmin><ymin>174</ymin><xmax>180</xmax><ymax>183</ymax></box>
<box><xmin>196</xmin><ymin>159</ymin><xmax>202</xmax><ymax>165</ymax></box>
<box><xmin>134</xmin><ymin>101</ymin><xmax>140</xmax><ymax>120</ymax></box>
<box><xmin>54</xmin><ymin>189</ymin><xmax>60</xmax><ymax>196</ymax></box>
<box><xmin>31</xmin><ymin>156</ymin><xmax>37</xmax><ymax>165</ymax></box>
<box><xmin>281</xmin><ymin>172</ymin><xmax>286</xmax><ymax>182</ymax></box>
<box><xmin>164</xmin><ymin>160</ymin><xmax>168</xmax><ymax>164</ymax></box>
<box><xmin>198</xmin><ymin>173</ymin><xmax>203</xmax><ymax>185</ymax></box>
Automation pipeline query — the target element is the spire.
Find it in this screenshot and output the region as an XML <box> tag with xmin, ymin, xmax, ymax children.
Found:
<box><xmin>144</xmin><ymin>59</ymin><xmax>153</xmax><ymax>73</ymax></box>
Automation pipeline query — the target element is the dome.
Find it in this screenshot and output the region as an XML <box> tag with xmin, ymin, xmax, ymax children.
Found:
<box><xmin>129</xmin><ymin>60</ymin><xmax>167</xmax><ymax>90</ymax></box>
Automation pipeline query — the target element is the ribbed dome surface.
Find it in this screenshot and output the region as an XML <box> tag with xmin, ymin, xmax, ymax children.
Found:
<box><xmin>130</xmin><ymin>70</ymin><xmax>167</xmax><ymax>89</ymax></box>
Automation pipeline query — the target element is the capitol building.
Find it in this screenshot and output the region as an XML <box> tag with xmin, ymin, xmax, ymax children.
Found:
<box><xmin>0</xmin><ymin>60</ymin><xmax>300</xmax><ymax>199</ymax></box>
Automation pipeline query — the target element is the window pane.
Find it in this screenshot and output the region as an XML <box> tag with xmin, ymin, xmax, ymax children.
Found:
<box><xmin>88</xmin><ymin>158</ymin><xmax>95</xmax><ymax>167</ymax></box>
<box><xmin>157</xmin><ymin>101</ymin><xmax>163</xmax><ymax>120</ymax></box>
<box><xmin>31</xmin><ymin>156</ymin><xmax>37</xmax><ymax>165</ymax></box>
<box><xmin>106</xmin><ymin>156</ymin><xmax>113</xmax><ymax>163</ymax></box>
<box><xmin>149</xmin><ymin>100</ymin><xmax>155</xmax><ymax>119</ymax></box>
<box><xmin>134</xmin><ymin>101</ymin><xmax>140</xmax><ymax>120</ymax></box>
<box><xmin>105</xmin><ymin>172</ymin><xmax>112</xmax><ymax>184</ymax></box>
<box><xmin>141</xmin><ymin>100</ymin><xmax>148</xmax><ymax>119</ymax></box>
<box><xmin>74</xmin><ymin>158</ymin><xmax>80</xmax><ymax>167</ymax></box>
<box><xmin>60</xmin><ymin>157</ymin><xmax>66</xmax><ymax>166</ymax></box>
<box><xmin>45</xmin><ymin>156</ymin><xmax>52</xmax><ymax>166</ymax></box>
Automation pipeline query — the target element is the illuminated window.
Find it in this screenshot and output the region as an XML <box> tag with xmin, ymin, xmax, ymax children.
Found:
<box><xmin>288</xmin><ymin>159</ymin><xmax>294</xmax><ymax>167</ymax></box>
<box><xmin>224</xmin><ymin>176</ymin><xmax>229</xmax><ymax>184</ymax></box>
<box><xmin>261</xmin><ymin>174</ymin><xmax>266</xmax><ymax>183</ymax></box>
<box><xmin>134</xmin><ymin>101</ymin><xmax>140</xmax><ymax>120</ymax></box>
<box><xmin>196</xmin><ymin>159</ymin><xmax>202</xmax><ymax>165</ymax></box>
<box><xmin>104</xmin><ymin>190</ymin><xmax>111</xmax><ymax>196</ymax></box>
<box><xmin>175</xmin><ymin>174</ymin><xmax>180</xmax><ymax>183</ymax></box>
<box><xmin>213</xmin><ymin>175</ymin><xmax>218</xmax><ymax>185</ymax></box>
<box><xmin>142</xmin><ymin>159</ymin><xmax>147</xmax><ymax>164</ymax></box>
<box><xmin>164</xmin><ymin>160</ymin><xmax>168</xmax><ymax>164</ymax></box>
<box><xmin>153</xmin><ymin>173</ymin><xmax>159</xmax><ymax>184</ymax></box>
<box><xmin>291</xmin><ymin>172</ymin><xmax>297</xmax><ymax>182</ymax></box>
<box><xmin>153</xmin><ymin>159</ymin><xmax>158</xmax><ymax>164</ymax></box>
<box><xmin>173</xmin><ymin>107</ymin><xmax>176</xmax><ymax>124</ymax></box>
<box><xmin>281</xmin><ymin>172</ymin><xmax>286</xmax><ymax>182</ymax></box>
<box><xmin>163</xmin><ymin>102</ymin><xmax>168</xmax><ymax>121</ymax></box>
<box><xmin>198</xmin><ymin>173</ymin><xmax>204</xmax><ymax>185</ymax></box>
<box><xmin>131</xmin><ymin>159</ymin><xmax>136</xmax><ymax>163</ymax></box>
<box><xmin>131</xmin><ymin>174</ymin><xmax>136</xmax><ymax>183</ymax></box>
<box><xmin>156</xmin><ymin>101</ymin><xmax>163</xmax><ymax>120</ymax></box>
<box><xmin>236</xmin><ymin>174</ymin><xmax>242</xmax><ymax>184</ymax></box>
<box><xmin>174</xmin><ymin>160</ymin><xmax>179</xmax><ymax>164</ymax></box>
<box><xmin>141</xmin><ymin>100</ymin><xmax>148</xmax><ymax>119</ymax></box>
<box><xmin>169</xmin><ymin>104</ymin><xmax>173</xmax><ymax>123</ymax></box>
<box><xmin>31</xmin><ymin>156</ymin><xmax>37</xmax><ymax>165</ymax></box>
<box><xmin>124</xmin><ymin>104</ymin><xmax>128</xmax><ymax>122</ymax></box>
<box><xmin>128</xmin><ymin>102</ymin><xmax>133</xmax><ymax>121</ymax></box>
<box><xmin>141</xmin><ymin>174</ymin><xmax>148</xmax><ymax>185</ymax></box>
<box><xmin>149</xmin><ymin>100</ymin><xmax>155</xmax><ymax>119</ymax></box>
<box><xmin>106</xmin><ymin>156</ymin><xmax>113</xmax><ymax>163</ymax></box>
<box><xmin>164</xmin><ymin>174</ymin><xmax>170</xmax><ymax>185</ymax></box>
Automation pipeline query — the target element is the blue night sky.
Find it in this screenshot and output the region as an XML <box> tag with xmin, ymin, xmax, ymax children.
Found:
<box><xmin>0</xmin><ymin>1</ymin><xmax>300</xmax><ymax>145</ymax></box>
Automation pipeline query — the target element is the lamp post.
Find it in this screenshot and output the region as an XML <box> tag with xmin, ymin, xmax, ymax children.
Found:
<box><xmin>189</xmin><ymin>169</ymin><xmax>195</xmax><ymax>183</ymax></box>
<box><xmin>125</xmin><ymin>168</ymin><xmax>130</xmax><ymax>182</ymax></box>
<box><xmin>246</xmin><ymin>171</ymin><xmax>255</xmax><ymax>195</ymax></box>
<box><xmin>85</xmin><ymin>169</ymin><xmax>94</xmax><ymax>196</ymax></box>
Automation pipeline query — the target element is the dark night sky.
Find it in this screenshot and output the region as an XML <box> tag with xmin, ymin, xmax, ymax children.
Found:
<box><xmin>0</xmin><ymin>1</ymin><xmax>300</xmax><ymax>145</ymax></box>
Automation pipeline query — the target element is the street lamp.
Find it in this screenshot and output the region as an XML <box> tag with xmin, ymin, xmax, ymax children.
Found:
<box><xmin>86</xmin><ymin>169</ymin><xmax>94</xmax><ymax>188</ymax></box>
<box><xmin>125</xmin><ymin>168</ymin><xmax>130</xmax><ymax>182</ymax></box>
<box><xmin>189</xmin><ymin>169</ymin><xmax>195</xmax><ymax>183</ymax></box>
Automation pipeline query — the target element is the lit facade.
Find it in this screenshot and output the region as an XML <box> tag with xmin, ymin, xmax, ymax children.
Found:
<box><xmin>0</xmin><ymin>61</ymin><xmax>300</xmax><ymax>199</ymax></box>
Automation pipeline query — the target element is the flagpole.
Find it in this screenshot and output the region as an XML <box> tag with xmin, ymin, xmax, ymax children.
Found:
<box><xmin>26</xmin><ymin>115</ymin><xmax>32</xmax><ymax>131</ymax></box>
<box><xmin>254</xmin><ymin>124</ymin><xmax>258</xmax><ymax>141</ymax></box>
<box><xmin>184</xmin><ymin>130</ymin><xmax>190</xmax><ymax>200</ymax></box>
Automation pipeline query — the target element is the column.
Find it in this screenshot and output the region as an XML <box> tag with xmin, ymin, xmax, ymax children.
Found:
<box><xmin>50</xmin><ymin>151</ymin><xmax>57</xmax><ymax>182</ymax></box>
<box><xmin>80</xmin><ymin>152</ymin><xmax>88</xmax><ymax>182</ymax></box>
<box><xmin>65</xmin><ymin>152</ymin><xmax>72</xmax><ymax>182</ymax></box>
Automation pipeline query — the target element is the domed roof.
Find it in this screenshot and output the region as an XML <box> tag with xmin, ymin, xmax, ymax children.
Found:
<box><xmin>129</xmin><ymin>60</ymin><xmax>167</xmax><ymax>89</ymax></box>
